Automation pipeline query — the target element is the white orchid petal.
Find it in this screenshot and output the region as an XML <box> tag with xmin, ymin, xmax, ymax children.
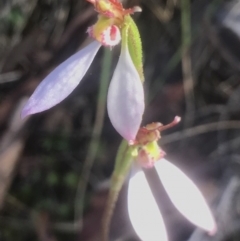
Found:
<box><xmin>107</xmin><ymin>46</ymin><xmax>144</xmax><ymax>141</ymax></box>
<box><xmin>128</xmin><ymin>166</ymin><xmax>168</xmax><ymax>241</ymax></box>
<box><xmin>155</xmin><ymin>159</ymin><xmax>217</xmax><ymax>234</ymax></box>
<box><xmin>22</xmin><ymin>41</ymin><xmax>101</xmax><ymax>118</ymax></box>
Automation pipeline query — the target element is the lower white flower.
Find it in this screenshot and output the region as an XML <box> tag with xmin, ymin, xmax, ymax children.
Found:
<box><xmin>128</xmin><ymin>158</ymin><xmax>217</xmax><ymax>241</ymax></box>
<box><xmin>128</xmin><ymin>165</ymin><xmax>168</xmax><ymax>241</ymax></box>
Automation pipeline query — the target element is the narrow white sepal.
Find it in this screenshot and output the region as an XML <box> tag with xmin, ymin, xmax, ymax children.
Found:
<box><xmin>21</xmin><ymin>41</ymin><xmax>101</xmax><ymax>118</ymax></box>
<box><xmin>128</xmin><ymin>166</ymin><xmax>168</xmax><ymax>241</ymax></box>
<box><xmin>107</xmin><ymin>45</ymin><xmax>144</xmax><ymax>141</ymax></box>
<box><xmin>155</xmin><ymin>159</ymin><xmax>217</xmax><ymax>234</ymax></box>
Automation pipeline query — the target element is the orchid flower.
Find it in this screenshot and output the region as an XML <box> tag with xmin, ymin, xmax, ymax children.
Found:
<box><xmin>21</xmin><ymin>0</ymin><xmax>145</xmax><ymax>142</ymax></box>
<box><xmin>127</xmin><ymin>117</ymin><xmax>217</xmax><ymax>241</ymax></box>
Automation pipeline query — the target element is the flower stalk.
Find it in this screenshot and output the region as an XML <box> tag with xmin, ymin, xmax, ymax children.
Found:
<box><xmin>74</xmin><ymin>48</ymin><xmax>113</xmax><ymax>230</ymax></box>
<box><xmin>102</xmin><ymin>141</ymin><xmax>137</xmax><ymax>241</ymax></box>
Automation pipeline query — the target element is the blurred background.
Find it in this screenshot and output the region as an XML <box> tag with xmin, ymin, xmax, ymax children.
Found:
<box><xmin>1</xmin><ymin>0</ymin><xmax>240</xmax><ymax>240</ymax></box>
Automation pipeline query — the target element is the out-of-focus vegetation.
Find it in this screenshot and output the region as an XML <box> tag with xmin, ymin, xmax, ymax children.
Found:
<box><xmin>2</xmin><ymin>0</ymin><xmax>240</xmax><ymax>240</ymax></box>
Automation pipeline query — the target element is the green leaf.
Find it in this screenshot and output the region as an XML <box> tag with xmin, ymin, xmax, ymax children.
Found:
<box><xmin>124</xmin><ymin>16</ymin><xmax>144</xmax><ymax>82</ymax></box>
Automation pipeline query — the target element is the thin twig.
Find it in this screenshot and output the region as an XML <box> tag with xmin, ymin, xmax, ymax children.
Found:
<box><xmin>210</xmin><ymin>136</ymin><xmax>240</xmax><ymax>158</ymax></box>
<box><xmin>161</xmin><ymin>121</ymin><xmax>240</xmax><ymax>145</ymax></box>
<box><xmin>0</xmin><ymin>98</ymin><xmax>29</xmax><ymax>209</ymax></box>
<box><xmin>0</xmin><ymin>71</ymin><xmax>22</xmax><ymax>84</ymax></box>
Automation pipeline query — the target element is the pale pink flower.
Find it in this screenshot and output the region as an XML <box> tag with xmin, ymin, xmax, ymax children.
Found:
<box><xmin>21</xmin><ymin>38</ymin><xmax>144</xmax><ymax>141</ymax></box>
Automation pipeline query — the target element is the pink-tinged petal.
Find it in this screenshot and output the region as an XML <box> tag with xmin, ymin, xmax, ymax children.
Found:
<box><xmin>21</xmin><ymin>41</ymin><xmax>101</xmax><ymax>118</ymax></box>
<box><xmin>107</xmin><ymin>46</ymin><xmax>144</xmax><ymax>141</ymax></box>
<box><xmin>128</xmin><ymin>166</ymin><xmax>168</xmax><ymax>241</ymax></box>
<box><xmin>88</xmin><ymin>25</ymin><xmax>121</xmax><ymax>47</ymax></box>
<box><xmin>155</xmin><ymin>159</ymin><xmax>217</xmax><ymax>234</ymax></box>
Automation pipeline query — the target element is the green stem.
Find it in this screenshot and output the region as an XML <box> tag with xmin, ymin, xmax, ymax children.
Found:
<box><xmin>74</xmin><ymin>48</ymin><xmax>113</xmax><ymax>229</ymax></box>
<box><xmin>102</xmin><ymin>142</ymin><xmax>136</xmax><ymax>241</ymax></box>
<box><xmin>181</xmin><ymin>0</ymin><xmax>191</xmax><ymax>49</ymax></box>
<box><xmin>181</xmin><ymin>0</ymin><xmax>194</xmax><ymax>127</ymax></box>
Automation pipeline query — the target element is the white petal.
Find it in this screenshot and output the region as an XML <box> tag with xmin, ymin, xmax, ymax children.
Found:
<box><xmin>155</xmin><ymin>159</ymin><xmax>217</xmax><ymax>234</ymax></box>
<box><xmin>21</xmin><ymin>41</ymin><xmax>101</xmax><ymax>118</ymax></box>
<box><xmin>128</xmin><ymin>166</ymin><xmax>168</xmax><ymax>241</ymax></box>
<box><xmin>107</xmin><ymin>46</ymin><xmax>144</xmax><ymax>141</ymax></box>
